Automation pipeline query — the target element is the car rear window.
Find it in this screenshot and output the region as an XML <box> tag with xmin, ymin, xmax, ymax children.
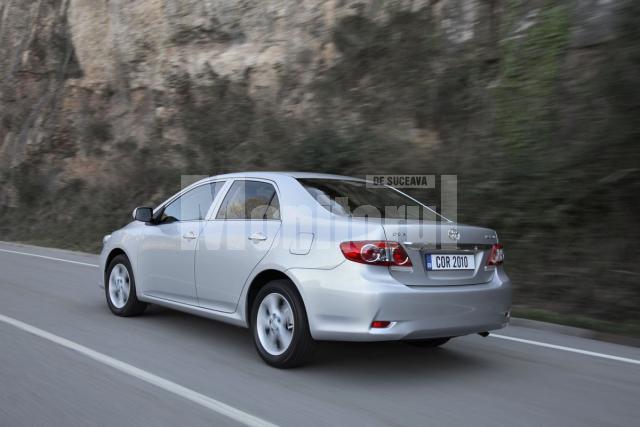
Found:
<box><xmin>297</xmin><ymin>178</ymin><xmax>440</xmax><ymax>220</ymax></box>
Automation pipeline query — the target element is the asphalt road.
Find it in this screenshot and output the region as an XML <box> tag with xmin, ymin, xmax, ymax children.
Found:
<box><xmin>0</xmin><ymin>241</ymin><xmax>639</xmax><ymax>426</ymax></box>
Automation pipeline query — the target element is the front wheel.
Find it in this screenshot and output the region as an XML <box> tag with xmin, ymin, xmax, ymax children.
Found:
<box><xmin>251</xmin><ymin>280</ymin><xmax>315</xmax><ymax>368</ymax></box>
<box><xmin>105</xmin><ymin>254</ymin><xmax>147</xmax><ymax>317</ymax></box>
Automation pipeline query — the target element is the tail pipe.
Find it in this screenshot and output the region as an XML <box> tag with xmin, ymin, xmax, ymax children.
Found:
<box><xmin>478</xmin><ymin>332</ymin><xmax>490</xmax><ymax>337</ymax></box>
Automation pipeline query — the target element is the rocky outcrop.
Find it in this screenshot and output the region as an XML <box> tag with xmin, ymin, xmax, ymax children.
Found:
<box><xmin>0</xmin><ymin>0</ymin><xmax>639</xmax><ymax>324</ymax></box>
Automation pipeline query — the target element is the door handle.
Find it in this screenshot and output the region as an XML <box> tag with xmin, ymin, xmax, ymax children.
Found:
<box><xmin>248</xmin><ymin>232</ymin><xmax>267</xmax><ymax>241</ymax></box>
<box><xmin>182</xmin><ymin>231</ymin><xmax>197</xmax><ymax>240</ymax></box>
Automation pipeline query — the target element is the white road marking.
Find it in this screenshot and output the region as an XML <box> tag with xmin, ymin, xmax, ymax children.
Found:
<box><xmin>491</xmin><ymin>334</ymin><xmax>640</xmax><ymax>366</ymax></box>
<box><xmin>0</xmin><ymin>313</ymin><xmax>279</xmax><ymax>427</ymax></box>
<box><xmin>0</xmin><ymin>248</ymin><xmax>99</xmax><ymax>268</ymax></box>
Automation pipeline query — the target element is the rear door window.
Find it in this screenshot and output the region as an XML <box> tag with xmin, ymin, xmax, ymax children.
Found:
<box><xmin>216</xmin><ymin>180</ymin><xmax>280</xmax><ymax>220</ymax></box>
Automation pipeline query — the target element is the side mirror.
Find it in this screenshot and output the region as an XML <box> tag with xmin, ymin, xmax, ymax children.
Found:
<box><xmin>132</xmin><ymin>207</ymin><xmax>153</xmax><ymax>222</ymax></box>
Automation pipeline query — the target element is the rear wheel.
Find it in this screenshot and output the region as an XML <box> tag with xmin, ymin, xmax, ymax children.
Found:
<box><xmin>406</xmin><ymin>337</ymin><xmax>451</xmax><ymax>348</ymax></box>
<box><xmin>251</xmin><ymin>280</ymin><xmax>315</xmax><ymax>368</ymax></box>
<box><xmin>105</xmin><ymin>254</ymin><xmax>147</xmax><ymax>317</ymax></box>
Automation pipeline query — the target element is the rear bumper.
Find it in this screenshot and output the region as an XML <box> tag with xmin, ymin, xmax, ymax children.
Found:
<box><xmin>288</xmin><ymin>262</ymin><xmax>512</xmax><ymax>341</ymax></box>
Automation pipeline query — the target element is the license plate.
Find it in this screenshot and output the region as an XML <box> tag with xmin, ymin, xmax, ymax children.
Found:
<box><xmin>426</xmin><ymin>254</ymin><xmax>475</xmax><ymax>271</ymax></box>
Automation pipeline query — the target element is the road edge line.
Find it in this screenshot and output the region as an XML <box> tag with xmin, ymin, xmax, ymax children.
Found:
<box><xmin>0</xmin><ymin>313</ymin><xmax>278</xmax><ymax>427</ymax></box>
<box><xmin>490</xmin><ymin>333</ymin><xmax>640</xmax><ymax>365</ymax></box>
<box><xmin>0</xmin><ymin>248</ymin><xmax>99</xmax><ymax>268</ymax></box>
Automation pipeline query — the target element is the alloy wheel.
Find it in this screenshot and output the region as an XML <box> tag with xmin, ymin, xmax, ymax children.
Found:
<box><xmin>256</xmin><ymin>292</ymin><xmax>295</xmax><ymax>355</ymax></box>
<box><xmin>108</xmin><ymin>263</ymin><xmax>130</xmax><ymax>309</ymax></box>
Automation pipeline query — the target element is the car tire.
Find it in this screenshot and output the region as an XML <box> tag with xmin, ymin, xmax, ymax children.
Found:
<box><xmin>251</xmin><ymin>279</ymin><xmax>315</xmax><ymax>368</ymax></box>
<box><xmin>105</xmin><ymin>254</ymin><xmax>147</xmax><ymax>317</ymax></box>
<box><xmin>406</xmin><ymin>337</ymin><xmax>451</xmax><ymax>348</ymax></box>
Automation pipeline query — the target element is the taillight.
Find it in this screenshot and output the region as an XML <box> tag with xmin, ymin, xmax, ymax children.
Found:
<box><xmin>340</xmin><ymin>241</ymin><xmax>412</xmax><ymax>267</ymax></box>
<box><xmin>487</xmin><ymin>243</ymin><xmax>504</xmax><ymax>266</ymax></box>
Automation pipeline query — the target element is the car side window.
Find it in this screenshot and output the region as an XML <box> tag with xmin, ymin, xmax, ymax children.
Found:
<box><xmin>161</xmin><ymin>182</ymin><xmax>224</xmax><ymax>223</ymax></box>
<box><xmin>216</xmin><ymin>180</ymin><xmax>280</xmax><ymax>220</ymax></box>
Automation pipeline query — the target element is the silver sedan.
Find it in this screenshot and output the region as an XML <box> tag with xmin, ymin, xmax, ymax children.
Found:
<box><xmin>99</xmin><ymin>172</ymin><xmax>511</xmax><ymax>368</ymax></box>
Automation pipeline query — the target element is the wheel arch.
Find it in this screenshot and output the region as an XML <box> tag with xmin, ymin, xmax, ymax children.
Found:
<box><xmin>245</xmin><ymin>269</ymin><xmax>306</xmax><ymax>326</ymax></box>
<box><xmin>104</xmin><ymin>248</ymin><xmax>130</xmax><ymax>282</ymax></box>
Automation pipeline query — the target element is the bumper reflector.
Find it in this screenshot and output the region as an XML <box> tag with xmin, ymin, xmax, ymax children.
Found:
<box><xmin>371</xmin><ymin>321</ymin><xmax>391</xmax><ymax>329</ymax></box>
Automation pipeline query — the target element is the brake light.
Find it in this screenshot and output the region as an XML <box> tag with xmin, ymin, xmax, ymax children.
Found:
<box><xmin>340</xmin><ymin>241</ymin><xmax>412</xmax><ymax>267</ymax></box>
<box><xmin>487</xmin><ymin>243</ymin><xmax>504</xmax><ymax>266</ymax></box>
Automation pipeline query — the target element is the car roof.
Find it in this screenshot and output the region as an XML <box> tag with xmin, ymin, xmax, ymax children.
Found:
<box><xmin>210</xmin><ymin>171</ymin><xmax>365</xmax><ymax>181</ymax></box>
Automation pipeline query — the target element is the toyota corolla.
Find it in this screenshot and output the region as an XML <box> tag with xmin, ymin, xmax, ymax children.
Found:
<box><xmin>99</xmin><ymin>172</ymin><xmax>511</xmax><ymax>368</ymax></box>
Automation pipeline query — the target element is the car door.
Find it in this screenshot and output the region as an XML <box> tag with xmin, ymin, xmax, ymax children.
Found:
<box><xmin>195</xmin><ymin>179</ymin><xmax>282</xmax><ymax>312</ymax></box>
<box><xmin>138</xmin><ymin>182</ymin><xmax>224</xmax><ymax>304</ymax></box>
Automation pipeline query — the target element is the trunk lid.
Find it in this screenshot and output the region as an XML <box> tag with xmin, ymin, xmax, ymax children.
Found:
<box><xmin>381</xmin><ymin>219</ymin><xmax>499</xmax><ymax>286</ymax></box>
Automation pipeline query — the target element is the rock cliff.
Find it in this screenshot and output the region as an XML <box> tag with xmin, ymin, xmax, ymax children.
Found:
<box><xmin>1</xmin><ymin>0</ymin><xmax>639</xmax><ymax>326</ymax></box>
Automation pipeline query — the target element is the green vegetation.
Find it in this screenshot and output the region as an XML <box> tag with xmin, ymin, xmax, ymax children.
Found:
<box><xmin>495</xmin><ymin>1</ymin><xmax>570</xmax><ymax>153</ymax></box>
